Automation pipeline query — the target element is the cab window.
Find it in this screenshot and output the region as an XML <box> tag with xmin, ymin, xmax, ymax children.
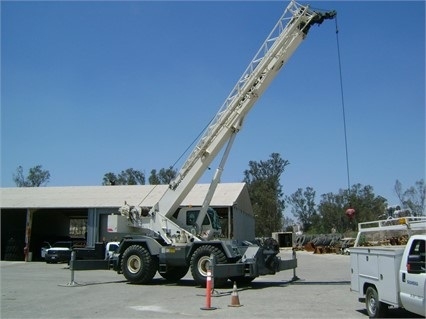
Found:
<box><xmin>407</xmin><ymin>239</ymin><xmax>425</xmax><ymax>274</ymax></box>
<box><xmin>186</xmin><ymin>210</ymin><xmax>209</xmax><ymax>226</ymax></box>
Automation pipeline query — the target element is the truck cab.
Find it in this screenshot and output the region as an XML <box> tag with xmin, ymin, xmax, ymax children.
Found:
<box><xmin>171</xmin><ymin>206</ymin><xmax>222</xmax><ymax>239</ymax></box>
<box><xmin>399</xmin><ymin>235</ymin><xmax>425</xmax><ymax>316</ymax></box>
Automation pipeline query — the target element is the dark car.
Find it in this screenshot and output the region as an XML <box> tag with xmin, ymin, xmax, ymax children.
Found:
<box><xmin>45</xmin><ymin>241</ymin><xmax>73</xmax><ymax>264</ymax></box>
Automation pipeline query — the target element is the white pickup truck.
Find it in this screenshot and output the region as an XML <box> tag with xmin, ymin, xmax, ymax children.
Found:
<box><xmin>350</xmin><ymin>217</ymin><xmax>426</xmax><ymax>318</ymax></box>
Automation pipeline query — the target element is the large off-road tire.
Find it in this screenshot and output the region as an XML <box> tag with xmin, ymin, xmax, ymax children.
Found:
<box><xmin>121</xmin><ymin>245</ymin><xmax>158</xmax><ymax>284</ymax></box>
<box><xmin>159</xmin><ymin>266</ymin><xmax>189</xmax><ymax>282</ymax></box>
<box><xmin>365</xmin><ymin>286</ymin><xmax>387</xmax><ymax>318</ymax></box>
<box><xmin>190</xmin><ymin>245</ymin><xmax>228</xmax><ymax>287</ymax></box>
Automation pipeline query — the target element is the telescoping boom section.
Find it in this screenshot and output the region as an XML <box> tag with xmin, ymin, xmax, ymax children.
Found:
<box><xmin>110</xmin><ymin>1</ymin><xmax>336</xmax><ymax>245</ymax></box>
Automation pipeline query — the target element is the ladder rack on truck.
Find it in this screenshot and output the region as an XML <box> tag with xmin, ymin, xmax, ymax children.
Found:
<box><xmin>353</xmin><ymin>216</ymin><xmax>426</xmax><ymax>247</ymax></box>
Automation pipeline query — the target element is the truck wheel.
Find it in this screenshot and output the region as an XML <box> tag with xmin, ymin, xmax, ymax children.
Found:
<box><xmin>121</xmin><ymin>245</ymin><xmax>158</xmax><ymax>284</ymax></box>
<box><xmin>159</xmin><ymin>266</ymin><xmax>189</xmax><ymax>282</ymax></box>
<box><xmin>190</xmin><ymin>245</ymin><xmax>228</xmax><ymax>288</ymax></box>
<box><xmin>365</xmin><ymin>286</ymin><xmax>386</xmax><ymax>318</ymax></box>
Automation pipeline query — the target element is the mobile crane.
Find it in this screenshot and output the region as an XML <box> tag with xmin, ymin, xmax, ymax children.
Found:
<box><xmin>107</xmin><ymin>0</ymin><xmax>336</xmax><ymax>287</ymax></box>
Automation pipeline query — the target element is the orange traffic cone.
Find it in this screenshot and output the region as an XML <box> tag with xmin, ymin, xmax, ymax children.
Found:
<box><xmin>228</xmin><ymin>282</ymin><xmax>242</xmax><ymax>307</ymax></box>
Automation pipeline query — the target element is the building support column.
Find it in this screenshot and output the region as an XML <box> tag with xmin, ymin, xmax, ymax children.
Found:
<box><xmin>87</xmin><ymin>208</ymin><xmax>99</xmax><ymax>246</ymax></box>
<box><xmin>24</xmin><ymin>208</ymin><xmax>34</xmax><ymax>262</ymax></box>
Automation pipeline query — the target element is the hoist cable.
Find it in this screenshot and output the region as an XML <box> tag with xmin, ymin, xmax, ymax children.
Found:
<box><xmin>137</xmin><ymin>118</ymin><xmax>213</xmax><ymax>207</ymax></box>
<box><xmin>171</xmin><ymin>118</ymin><xmax>213</xmax><ymax>170</ymax></box>
<box><xmin>334</xmin><ymin>16</ymin><xmax>351</xmax><ymax>192</ymax></box>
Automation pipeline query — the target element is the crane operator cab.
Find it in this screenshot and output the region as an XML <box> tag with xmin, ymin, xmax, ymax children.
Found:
<box><xmin>172</xmin><ymin>207</ymin><xmax>222</xmax><ymax>240</ymax></box>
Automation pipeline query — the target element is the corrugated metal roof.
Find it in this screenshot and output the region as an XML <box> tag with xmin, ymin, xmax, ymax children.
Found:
<box><xmin>0</xmin><ymin>183</ymin><xmax>248</xmax><ymax>209</ymax></box>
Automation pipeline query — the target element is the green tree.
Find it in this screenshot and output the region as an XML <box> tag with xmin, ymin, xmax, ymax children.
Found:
<box><xmin>317</xmin><ymin>184</ymin><xmax>387</xmax><ymax>234</ymax></box>
<box><xmin>282</xmin><ymin>216</ymin><xmax>296</xmax><ymax>232</ymax></box>
<box><xmin>149</xmin><ymin>167</ymin><xmax>177</xmax><ymax>185</ymax></box>
<box><xmin>13</xmin><ymin>165</ymin><xmax>50</xmax><ymax>187</ymax></box>
<box><xmin>243</xmin><ymin>153</ymin><xmax>289</xmax><ymax>237</ymax></box>
<box><xmin>315</xmin><ymin>191</ymin><xmax>347</xmax><ymax>234</ymax></box>
<box><xmin>102</xmin><ymin>172</ymin><xmax>118</xmax><ymax>185</ymax></box>
<box><xmin>394</xmin><ymin>179</ymin><xmax>425</xmax><ymax>216</ymax></box>
<box><xmin>286</xmin><ymin>187</ymin><xmax>317</xmax><ymax>233</ymax></box>
<box><xmin>102</xmin><ymin>168</ymin><xmax>145</xmax><ymax>185</ymax></box>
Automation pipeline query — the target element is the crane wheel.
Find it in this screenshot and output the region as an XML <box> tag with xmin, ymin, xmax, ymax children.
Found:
<box><xmin>121</xmin><ymin>244</ymin><xmax>158</xmax><ymax>284</ymax></box>
<box><xmin>190</xmin><ymin>245</ymin><xmax>228</xmax><ymax>288</ymax></box>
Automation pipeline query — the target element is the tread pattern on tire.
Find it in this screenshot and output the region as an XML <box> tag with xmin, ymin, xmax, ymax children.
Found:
<box><xmin>190</xmin><ymin>245</ymin><xmax>228</xmax><ymax>287</ymax></box>
<box><xmin>366</xmin><ymin>286</ymin><xmax>386</xmax><ymax>318</ymax></box>
<box><xmin>121</xmin><ymin>244</ymin><xmax>158</xmax><ymax>284</ymax></box>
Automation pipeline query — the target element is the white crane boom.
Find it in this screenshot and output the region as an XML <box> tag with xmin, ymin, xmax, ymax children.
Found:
<box><xmin>118</xmin><ymin>1</ymin><xmax>335</xmax><ymax>244</ymax></box>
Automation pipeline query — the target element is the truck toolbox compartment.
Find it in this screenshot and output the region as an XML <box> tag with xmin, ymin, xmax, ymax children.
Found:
<box><xmin>350</xmin><ymin>246</ymin><xmax>405</xmax><ymax>305</ymax></box>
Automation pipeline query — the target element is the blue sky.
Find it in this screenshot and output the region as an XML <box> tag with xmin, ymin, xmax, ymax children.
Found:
<box><xmin>1</xmin><ymin>1</ymin><xmax>425</xmax><ymax>207</ymax></box>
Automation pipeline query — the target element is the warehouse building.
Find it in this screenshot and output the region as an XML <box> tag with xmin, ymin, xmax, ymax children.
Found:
<box><xmin>0</xmin><ymin>183</ymin><xmax>254</xmax><ymax>261</ymax></box>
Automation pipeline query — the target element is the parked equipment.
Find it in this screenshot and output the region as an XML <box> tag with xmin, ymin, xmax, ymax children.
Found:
<box><xmin>108</xmin><ymin>1</ymin><xmax>336</xmax><ymax>287</ymax></box>
<box><xmin>350</xmin><ymin>217</ymin><xmax>426</xmax><ymax>318</ymax></box>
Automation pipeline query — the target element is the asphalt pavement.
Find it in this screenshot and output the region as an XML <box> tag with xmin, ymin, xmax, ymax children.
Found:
<box><xmin>0</xmin><ymin>249</ymin><xmax>420</xmax><ymax>319</ymax></box>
